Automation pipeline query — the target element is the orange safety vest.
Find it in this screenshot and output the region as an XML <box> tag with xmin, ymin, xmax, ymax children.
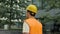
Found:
<box><xmin>25</xmin><ymin>18</ymin><xmax>42</xmax><ymax>34</ymax></box>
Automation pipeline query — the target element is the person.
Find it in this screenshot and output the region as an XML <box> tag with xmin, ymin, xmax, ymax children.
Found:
<box><xmin>23</xmin><ymin>4</ymin><xmax>42</xmax><ymax>34</ymax></box>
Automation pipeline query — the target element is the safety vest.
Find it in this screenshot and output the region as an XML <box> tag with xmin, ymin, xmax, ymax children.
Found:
<box><xmin>25</xmin><ymin>18</ymin><xmax>42</xmax><ymax>34</ymax></box>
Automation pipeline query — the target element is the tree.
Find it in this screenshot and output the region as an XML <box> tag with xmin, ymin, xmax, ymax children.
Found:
<box><xmin>0</xmin><ymin>0</ymin><xmax>31</xmax><ymax>29</ymax></box>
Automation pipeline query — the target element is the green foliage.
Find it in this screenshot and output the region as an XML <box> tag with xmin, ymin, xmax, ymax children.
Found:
<box><xmin>41</xmin><ymin>0</ymin><xmax>60</xmax><ymax>9</ymax></box>
<box><xmin>0</xmin><ymin>0</ymin><xmax>30</xmax><ymax>29</ymax></box>
<box><xmin>39</xmin><ymin>13</ymin><xmax>60</xmax><ymax>24</ymax></box>
<box><xmin>37</xmin><ymin>0</ymin><xmax>60</xmax><ymax>24</ymax></box>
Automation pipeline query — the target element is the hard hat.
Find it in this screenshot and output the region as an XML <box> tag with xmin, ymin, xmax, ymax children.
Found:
<box><xmin>26</xmin><ymin>4</ymin><xmax>38</xmax><ymax>13</ymax></box>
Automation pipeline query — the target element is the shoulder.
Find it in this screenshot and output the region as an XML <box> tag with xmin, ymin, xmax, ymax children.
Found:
<box><xmin>23</xmin><ymin>22</ymin><xmax>29</xmax><ymax>32</ymax></box>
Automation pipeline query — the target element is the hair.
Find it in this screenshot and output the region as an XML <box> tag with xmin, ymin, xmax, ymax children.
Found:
<box><xmin>27</xmin><ymin>10</ymin><xmax>36</xmax><ymax>16</ymax></box>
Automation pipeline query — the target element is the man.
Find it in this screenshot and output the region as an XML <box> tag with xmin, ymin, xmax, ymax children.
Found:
<box><xmin>23</xmin><ymin>4</ymin><xmax>42</xmax><ymax>34</ymax></box>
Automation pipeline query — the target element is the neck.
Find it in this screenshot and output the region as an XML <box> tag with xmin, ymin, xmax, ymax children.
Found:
<box><xmin>29</xmin><ymin>16</ymin><xmax>34</xmax><ymax>18</ymax></box>
<box><xmin>28</xmin><ymin>15</ymin><xmax>35</xmax><ymax>19</ymax></box>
